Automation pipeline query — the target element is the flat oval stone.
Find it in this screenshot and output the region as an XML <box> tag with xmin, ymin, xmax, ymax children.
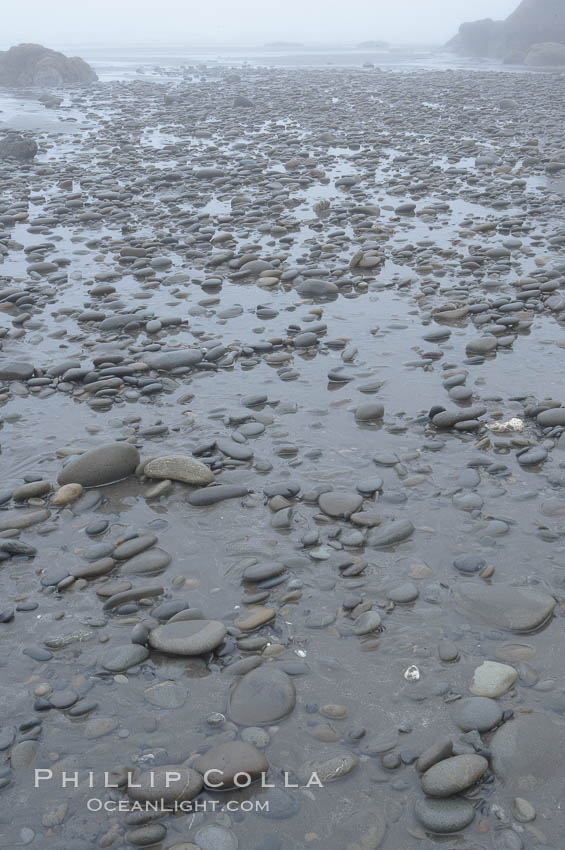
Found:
<box><xmin>188</xmin><ymin>485</ymin><xmax>250</xmax><ymax>506</ymax></box>
<box><xmin>318</xmin><ymin>492</ymin><xmax>363</xmax><ymax>518</ymax></box>
<box><xmin>58</xmin><ymin>443</ymin><xmax>140</xmax><ymax>487</ymax></box>
<box><xmin>216</xmin><ymin>439</ymin><xmax>253</xmax><ymax>461</ymax></box>
<box><xmin>453</xmin><ymin>554</ymin><xmax>486</xmax><ymax>574</ymax></box>
<box><xmin>102</xmin><ymin>644</ymin><xmax>149</xmax><ymax>672</ymax></box>
<box><xmin>228</xmin><ymin>666</ymin><xmax>296</xmax><ymax>726</ymax></box>
<box><xmin>234</xmin><ymin>606</ymin><xmax>275</xmax><ymax>631</ymax></box>
<box><xmin>454</xmin><ymin>583</ymin><xmax>556</xmax><ymax>633</ymax></box>
<box><xmin>416</xmin><ymin>737</ymin><xmax>454</xmax><ymax>773</ymax></box>
<box><xmin>537</xmin><ymin>408</ymin><xmax>565</xmax><ymax>427</ymax></box>
<box><xmin>113</xmin><ymin>535</ymin><xmax>158</xmax><ymax>560</ymax></box>
<box><xmin>194</xmin><ymin>741</ymin><xmax>268</xmax><ymax>789</ymax></box>
<box><xmin>451</xmin><ymin>697</ymin><xmax>503</xmax><ymax>732</ymax></box>
<box><xmin>0</xmin><ymin>509</ymin><xmax>50</xmax><ymax>532</ymax></box>
<box><xmin>128</xmin><ymin>766</ymin><xmax>203</xmax><ymax>804</ymax></box>
<box><xmin>126</xmin><ymin>825</ymin><xmax>167</xmax><ymax>847</ymax></box>
<box><xmin>421</xmin><ymin>754</ymin><xmax>488</xmax><ymax>797</ymax></box>
<box><xmin>491</xmin><ymin>712</ymin><xmax>565</xmax><ymax>787</ymax></box>
<box><xmin>368</xmin><ymin>519</ymin><xmax>414</xmax><ymax>548</ymax></box>
<box><xmin>144</xmin><ymin>455</ymin><xmax>215</xmax><ymax>485</ymax></box>
<box><xmin>387</xmin><ymin>582</ymin><xmax>419</xmax><ymax>603</ymax></box>
<box><xmin>353</xmin><ymin>611</ymin><xmax>382</xmax><ymax>635</ymax></box>
<box><xmin>121</xmin><ymin>548</ymin><xmax>172</xmax><ymax>576</ymax></box>
<box><xmin>518</xmin><ymin>446</ymin><xmax>547</xmax><ymax>466</ymax></box>
<box><xmin>148</xmin><ymin>620</ymin><xmax>227</xmax><ymax>656</ymax></box>
<box><xmin>415</xmin><ymin>796</ymin><xmax>475</xmax><ymax>834</ymax></box>
<box><xmin>354</xmin><ymin>403</ymin><xmax>384</xmax><ymax>421</ymax></box>
<box><xmin>145</xmin><ymin>350</ymin><xmax>203</xmax><ymax>371</ymax></box>
<box><xmin>243</xmin><ymin>563</ymin><xmax>286</xmax><ymax>582</ymax></box>
<box><xmin>298</xmin><ymin>752</ymin><xmax>358</xmax><ymax>783</ymax></box>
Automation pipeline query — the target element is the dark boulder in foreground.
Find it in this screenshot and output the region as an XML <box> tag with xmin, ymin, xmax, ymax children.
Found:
<box><xmin>0</xmin><ymin>133</ymin><xmax>38</xmax><ymax>161</ymax></box>
<box><xmin>446</xmin><ymin>0</ymin><xmax>565</xmax><ymax>63</ymax></box>
<box><xmin>0</xmin><ymin>43</ymin><xmax>97</xmax><ymax>86</ymax></box>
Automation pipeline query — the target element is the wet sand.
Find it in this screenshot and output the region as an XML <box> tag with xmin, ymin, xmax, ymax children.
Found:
<box><xmin>0</xmin><ymin>61</ymin><xmax>564</xmax><ymax>850</ymax></box>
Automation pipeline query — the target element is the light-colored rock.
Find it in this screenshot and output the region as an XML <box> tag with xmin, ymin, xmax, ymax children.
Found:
<box><xmin>144</xmin><ymin>455</ymin><xmax>215</xmax><ymax>485</ymax></box>
<box><xmin>52</xmin><ymin>483</ymin><xmax>83</xmax><ymax>505</ymax></box>
<box><xmin>470</xmin><ymin>660</ymin><xmax>518</xmax><ymax>697</ymax></box>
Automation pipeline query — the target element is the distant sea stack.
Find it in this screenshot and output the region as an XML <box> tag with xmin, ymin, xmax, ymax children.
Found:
<box><xmin>446</xmin><ymin>0</ymin><xmax>565</xmax><ymax>65</ymax></box>
<box><xmin>0</xmin><ymin>43</ymin><xmax>97</xmax><ymax>86</ymax></box>
<box><xmin>357</xmin><ymin>41</ymin><xmax>389</xmax><ymax>49</ymax></box>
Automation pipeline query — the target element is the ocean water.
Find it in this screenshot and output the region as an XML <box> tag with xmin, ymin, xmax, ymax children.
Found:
<box><xmin>37</xmin><ymin>42</ymin><xmax>531</xmax><ymax>81</ymax></box>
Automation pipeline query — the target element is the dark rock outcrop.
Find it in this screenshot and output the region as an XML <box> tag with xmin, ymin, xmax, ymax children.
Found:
<box><xmin>0</xmin><ymin>43</ymin><xmax>97</xmax><ymax>87</ymax></box>
<box><xmin>524</xmin><ymin>41</ymin><xmax>565</xmax><ymax>65</ymax></box>
<box><xmin>447</xmin><ymin>0</ymin><xmax>565</xmax><ymax>62</ymax></box>
<box><xmin>0</xmin><ymin>133</ymin><xmax>38</xmax><ymax>161</ymax></box>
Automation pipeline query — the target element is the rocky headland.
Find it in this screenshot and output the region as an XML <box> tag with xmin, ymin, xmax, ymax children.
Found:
<box><xmin>0</xmin><ymin>43</ymin><xmax>97</xmax><ymax>87</ymax></box>
<box><xmin>447</xmin><ymin>0</ymin><xmax>565</xmax><ymax>65</ymax></box>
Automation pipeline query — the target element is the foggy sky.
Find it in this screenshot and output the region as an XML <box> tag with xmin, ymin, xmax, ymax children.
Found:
<box><xmin>2</xmin><ymin>0</ymin><xmax>520</xmax><ymax>47</ymax></box>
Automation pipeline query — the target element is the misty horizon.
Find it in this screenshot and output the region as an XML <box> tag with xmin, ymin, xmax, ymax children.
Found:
<box><xmin>1</xmin><ymin>0</ymin><xmax>520</xmax><ymax>49</ymax></box>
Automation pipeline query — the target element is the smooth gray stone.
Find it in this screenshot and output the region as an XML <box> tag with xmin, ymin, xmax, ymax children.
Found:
<box><xmin>58</xmin><ymin>443</ymin><xmax>140</xmax><ymax>487</ymax></box>
<box><xmin>353</xmin><ymin>611</ymin><xmax>382</xmax><ymax>635</ymax></box>
<box><xmin>0</xmin><ymin>361</ymin><xmax>34</xmax><ymax>380</ymax></box>
<box><xmin>416</xmin><ymin>737</ymin><xmax>453</xmax><ymax>772</ymax></box>
<box><xmin>148</xmin><ymin>619</ymin><xmax>227</xmax><ymax>655</ymax></box>
<box><xmin>216</xmin><ymin>439</ymin><xmax>254</xmax><ymax>461</ymax></box>
<box><xmin>453</xmin><ymin>554</ymin><xmax>485</xmax><ymax>574</ymax></box>
<box><xmin>454</xmin><ymin>582</ymin><xmax>556</xmax><ymax>632</ymax></box>
<box><xmin>318</xmin><ymin>491</ymin><xmax>363</xmax><ymax>518</ymax></box>
<box><xmin>125</xmin><ymin>824</ymin><xmax>167</xmax><ymax>847</ymax></box>
<box><xmin>356</xmin><ymin>476</ymin><xmax>384</xmax><ymax>495</ymax></box>
<box><xmin>103</xmin><ymin>586</ymin><xmax>164</xmax><ymax>610</ymax></box>
<box><xmin>113</xmin><ymin>535</ymin><xmax>158</xmax><ymax>560</ymax></box>
<box><xmin>415</xmin><ymin>796</ymin><xmax>475</xmax><ymax>834</ymax></box>
<box><xmin>537</xmin><ymin>408</ymin><xmax>565</xmax><ymax>427</ymax></box>
<box><xmin>194</xmin><ymin>740</ymin><xmax>268</xmax><ymax>789</ymax></box>
<box><xmin>368</xmin><ymin>519</ymin><xmax>414</xmax><ymax>548</ymax></box>
<box><xmin>243</xmin><ymin>563</ymin><xmax>286</xmax><ymax>581</ymax></box>
<box><xmin>102</xmin><ymin>644</ymin><xmax>149</xmax><ymax>672</ymax></box>
<box><xmin>127</xmin><ymin>766</ymin><xmax>203</xmax><ymax>804</ymax></box>
<box><xmin>387</xmin><ymin>582</ymin><xmax>419</xmax><ymax>603</ymax></box>
<box><xmin>491</xmin><ymin>712</ymin><xmax>565</xmax><ymax>787</ymax></box>
<box><xmin>0</xmin><ymin>509</ymin><xmax>50</xmax><ymax>532</ymax></box>
<box><xmin>144</xmin><ymin>349</ymin><xmax>203</xmax><ymax>370</ymax></box>
<box><xmin>432</xmin><ymin>406</ymin><xmax>487</xmax><ymax>428</ymax></box>
<box><xmin>296</xmin><ymin>279</ymin><xmax>338</xmax><ymax>297</ymax></box>
<box><xmin>120</xmin><ymin>548</ymin><xmax>171</xmax><ymax>576</ymax></box>
<box><xmin>517</xmin><ymin>446</ymin><xmax>547</xmax><ymax>465</ymax></box>
<box><xmin>188</xmin><ymin>485</ymin><xmax>250</xmax><ymax>506</ymax></box>
<box><xmin>354</xmin><ymin>402</ymin><xmax>384</xmax><ymax>420</ymax></box>
<box><xmin>421</xmin><ymin>754</ymin><xmax>488</xmax><ymax>797</ymax></box>
<box><xmin>451</xmin><ymin>697</ymin><xmax>503</xmax><ymax>732</ymax></box>
<box><xmin>228</xmin><ymin>666</ymin><xmax>296</xmax><ymax>726</ymax></box>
